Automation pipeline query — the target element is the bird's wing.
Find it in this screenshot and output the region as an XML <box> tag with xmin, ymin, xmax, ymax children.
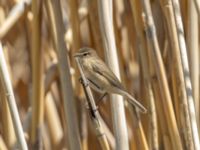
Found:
<box><xmin>92</xmin><ymin>59</ymin><xmax>125</xmax><ymax>90</ymax></box>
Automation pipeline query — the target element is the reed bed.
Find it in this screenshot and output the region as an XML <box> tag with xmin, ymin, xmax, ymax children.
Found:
<box><xmin>0</xmin><ymin>0</ymin><xmax>199</xmax><ymax>149</ymax></box>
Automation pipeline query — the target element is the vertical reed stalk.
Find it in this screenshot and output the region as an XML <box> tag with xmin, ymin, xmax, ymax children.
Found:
<box><xmin>129</xmin><ymin>107</ymin><xmax>149</xmax><ymax>150</ymax></box>
<box><xmin>68</xmin><ymin>0</ymin><xmax>81</xmax><ymax>95</ymax></box>
<box><xmin>45</xmin><ymin>93</ymin><xmax>63</xmax><ymax>149</ymax></box>
<box><xmin>68</xmin><ymin>0</ymin><xmax>81</xmax><ymax>51</ymax></box>
<box><xmin>0</xmin><ymin>47</ymin><xmax>16</xmax><ymax>149</ymax></box>
<box><xmin>80</xmin><ymin>99</ymin><xmax>88</xmax><ymax>150</ymax></box>
<box><xmin>98</xmin><ymin>1</ymin><xmax>129</xmax><ymax>149</ymax></box>
<box><xmin>88</xmin><ymin>0</ymin><xmax>104</xmax><ymax>52</ymax></box>
<box><xmin>44</xmin><ymin>0</ymin><xmax>81</xmax><ymax>149</ymax></box>
<box><xmin>0</xmin><ymin>43</ymin><xmax>28</xmax><ymax>150</ymax></box>
<box><xmin>130</xmin><ymin>0</ymin><xmax>157</xmax><ymax>149</ymax></box>
<box><xmin>187</xmin><ymin>0</ymin><xmax>199</xmax><ymax>133</ymax></box>
<box><xmin>0</xmin><ymin>80</ymin><xmax>16</xmax><ymax>149</ymax></box>
<box><xmin>140</xmin><ymin>0</ymin><xmax>183</xmax><ymax>149</ymax></box>
<box><xmin>171</xmin><ymin>0</ymin><xmax>200</xmax><ymax>149</ymax></box>
<box><xmin>151</xmin><ymin>76</ymin><xmax>169</xmax><ymax>147</ymax></box>
<box><xmin>159</xmin><ymin>0</ymin><xmax>194</xmax><ymax>148</ymax></box>
<box><xmin>30</xmin><ymin>0</ymin><xmax>44</xmax><ymax>147</ymax></box>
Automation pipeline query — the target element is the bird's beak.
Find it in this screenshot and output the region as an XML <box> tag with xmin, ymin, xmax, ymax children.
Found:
<box><xmin>74</xmin><ymin>53</ymin><xmax>82</xmax><ymax>57</ymax></box>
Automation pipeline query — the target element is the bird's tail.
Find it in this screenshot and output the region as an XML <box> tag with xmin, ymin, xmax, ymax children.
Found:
<box><xmin>122</xmin><ymin>91</ymin><xmax>147</xmax><ymax>113</ymax></box>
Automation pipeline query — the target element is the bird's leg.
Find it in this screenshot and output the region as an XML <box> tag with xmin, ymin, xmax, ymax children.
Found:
<box><xmin>96</xmin><ymin>92</ymin><xmax>108</xmax><ymax>105</ymax></box>
<box><xmin>79</xmin><ymin>77</ymin><xmax>98</xmax><ymax>113</ymax></box>
<box><xmin>79</xmin><ymin>77</ymin><xmax>83</xmax><ymax>83</ymax></box>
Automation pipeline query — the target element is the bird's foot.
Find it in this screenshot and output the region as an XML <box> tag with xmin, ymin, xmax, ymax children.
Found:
<box><xmin>79</xmin><ymin>77</ymin><xmax>89</xmax><ymax>87</ymax></box>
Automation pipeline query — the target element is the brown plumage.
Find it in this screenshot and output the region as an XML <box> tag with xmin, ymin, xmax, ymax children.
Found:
<box><xmin>74</xmin><ymin>47</ymin><xmax>147</xmax><ymax>113</ymax></box>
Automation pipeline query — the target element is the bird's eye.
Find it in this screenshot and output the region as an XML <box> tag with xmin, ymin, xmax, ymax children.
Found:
<box><xmin>83</xmin><ymin>53</ymin><xmax>89</xmax><ymax>56</ymax></box>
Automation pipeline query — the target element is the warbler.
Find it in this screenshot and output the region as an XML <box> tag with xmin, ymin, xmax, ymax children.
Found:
<box><xmin>74</xmin><ymin>47</ymin><xmax>147</xmax><ymax>113</ymax></box>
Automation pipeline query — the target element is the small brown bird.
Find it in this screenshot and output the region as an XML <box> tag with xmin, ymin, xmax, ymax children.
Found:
<box><xmin>74</xmin><ymin>47</ymin><xmax>147</xmax><ymax>113</ymax></box>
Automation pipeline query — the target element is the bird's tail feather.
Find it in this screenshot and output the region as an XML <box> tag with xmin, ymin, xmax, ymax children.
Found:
<box><xmin>122</xmin><ymin>92</ymin><xmax>147</xmax><ymax>113</ymax></box>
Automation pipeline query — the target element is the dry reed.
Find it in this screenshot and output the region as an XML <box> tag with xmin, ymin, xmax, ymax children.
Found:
<box><xmin>0</xmin><ymin>0</ymin><xmax>199</xmax><ymax>149</ymax></box>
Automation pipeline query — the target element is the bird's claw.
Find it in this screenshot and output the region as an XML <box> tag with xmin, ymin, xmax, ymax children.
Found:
<box><xmin>79</xmin><ymin>77</ymin><xmax>89</xmax><ymax>87</ymax></box>
<box><xmin>79</xmin><ymin>77</ymin><xmax>83</xmax><ymax>83</ymax></box>
<box><xmin>93</xmin><ymin>106</ymin><xmax>99</xmax><ymax>112</ymax></box>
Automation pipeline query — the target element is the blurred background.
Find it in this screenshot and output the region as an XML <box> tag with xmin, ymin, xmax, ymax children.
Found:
<box><xmin>0</xmin><ymin>0</ymin><xmax>199</xmax><ymax>149</ymax></box>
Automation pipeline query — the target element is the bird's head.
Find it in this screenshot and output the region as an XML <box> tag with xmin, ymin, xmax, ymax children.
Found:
<box><xmin>74</xmin><ymin>47</ymin><xmax>97</xmax><ymax>60</ymax></box>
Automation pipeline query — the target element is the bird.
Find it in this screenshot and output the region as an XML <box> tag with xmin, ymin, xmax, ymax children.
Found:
<box><xmin>74</xmin><ymin>47</ymin><xmax>147</xmax><ymax>113</ymax></box>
